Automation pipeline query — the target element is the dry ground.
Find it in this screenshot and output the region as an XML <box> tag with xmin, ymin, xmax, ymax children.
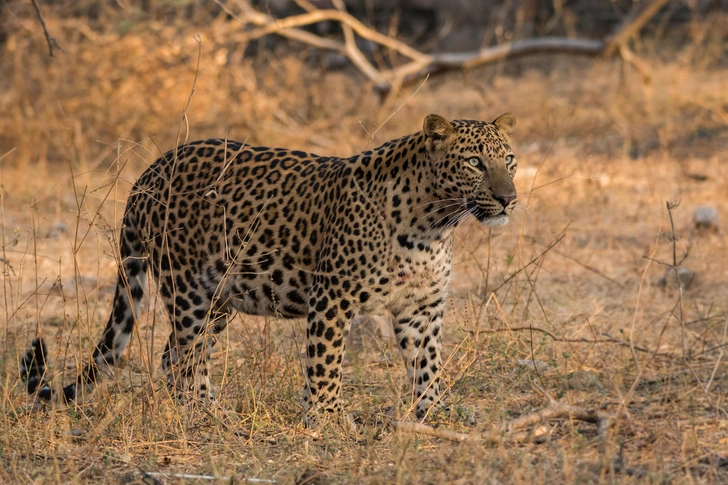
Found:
<box><xmin>2</xmin><ymin>12</ymin><xmax>728</xmax><ymax>484</ymax></box>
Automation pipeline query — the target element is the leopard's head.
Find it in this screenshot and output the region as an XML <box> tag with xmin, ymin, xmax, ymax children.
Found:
<box><xmin>424</xmin><ymin>113</ymin><xmax>517</xmax><ymax>227</ymax></box>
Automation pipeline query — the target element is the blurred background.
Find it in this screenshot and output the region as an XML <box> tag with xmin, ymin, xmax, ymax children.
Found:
<box><xmin>1</xmin><ymin>0</ymin><xmax>726</xmax><ymax>169</ymax></box>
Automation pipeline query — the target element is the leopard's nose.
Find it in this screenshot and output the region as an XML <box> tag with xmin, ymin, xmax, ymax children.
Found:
<box><xmin>494</xmin><ymin>194</ymin><xmax>517</xmax><ymax>207</ymax></box>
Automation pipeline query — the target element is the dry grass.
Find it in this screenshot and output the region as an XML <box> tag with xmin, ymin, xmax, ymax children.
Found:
<box><xmin>2</xmin><ymin>8</ymin><xmax>728</xmax><ymax>484</ymax></box>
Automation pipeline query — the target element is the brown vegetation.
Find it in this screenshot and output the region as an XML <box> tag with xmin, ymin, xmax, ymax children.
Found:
<box><xmin>1</xmin><ymin>2</ymin><xmax>728</xmax><ymax>483</ymax></box>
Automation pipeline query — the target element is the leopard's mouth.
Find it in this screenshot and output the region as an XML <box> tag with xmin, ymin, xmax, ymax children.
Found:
<box><xmin>466</xmin><ymin>201</ymin><xmax>510</xmax><ymax>226</ymax></box>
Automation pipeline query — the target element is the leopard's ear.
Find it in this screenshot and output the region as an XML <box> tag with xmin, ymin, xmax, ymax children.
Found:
<box><xmin>493</xmin><ymin>113</ymin><xmax>516</xmax><ymax>135</ymax></box>
<box><xmin>424</xmin><ymin>114</ymin><xmax>454</xmax><ymax>141</ymax></box>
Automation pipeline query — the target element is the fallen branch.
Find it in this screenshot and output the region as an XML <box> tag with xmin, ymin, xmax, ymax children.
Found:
<box><xmin>217</xmin><ymin>0</ymin><xmax>669</xmax><ymax>93</ymax></box>
<box><xmin>30</xmin><ymin>0</ymin><xmax>65</xmax><ymax>57</ymax></box>
<box><xmin>394</xmin><ymin>384</ymin><xmax>614</xmax><ymax>444</ymax></box>
<box><xmin>379</xmin><ymin>37</ymin><xmax>604</xmax><ymax>91</ymax></box>
<box><xmin>140</xmin><ymin>471</ymin><xmax>275</xmax><ymax>483</ymax></box>
<box><xmin>393</xmin><ymin>420</ymin><xmax>551</xmax><ymax>444</ymax></box>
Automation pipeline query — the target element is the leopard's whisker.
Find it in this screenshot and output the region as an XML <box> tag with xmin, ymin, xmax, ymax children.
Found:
<box><xmin>425</xmin><ymin>206</ymin><xmax>470</xmax><ymax>238</ymax></box>
<box><xmin>412</xmin><ymin>201</ymin><xmax>467</xmax><ymax>228</ymax></box>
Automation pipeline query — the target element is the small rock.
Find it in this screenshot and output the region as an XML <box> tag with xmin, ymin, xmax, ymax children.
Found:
<box><xmin>516</xmin><ymin>359</ymin><xmax>550</xmax><ymax>372</ymax></box>
<box><xmin>658</xmin><ymin>267</ymin><xmax>697</xmax><ymax>290</ymax></box>
<box><xmin>694</xmin><ymin>206</ymin><xmax>719</xmax><ymax>233</ymax></box>
<box><xmin>565</xmin><ymin>371</ymin><xmax>603</xmax><ymax>391</ymax></box>
<box><xmin>453</xmin><ymin>405</ymin><xmax>478</xmax><ymax>426</ymax></box>
<box><xmin>68</xmin><ymin>428</ymin><xmax>85</xmax><ymax>443</ymax></box>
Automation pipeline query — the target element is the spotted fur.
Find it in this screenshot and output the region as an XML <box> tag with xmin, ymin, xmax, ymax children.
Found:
<box><xmin>21</xmin><ymin>113</ymin><xmax>517</xmax><ymax>423</ymax></box>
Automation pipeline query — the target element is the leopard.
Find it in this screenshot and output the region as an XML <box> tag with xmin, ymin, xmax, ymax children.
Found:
<box><xmin>21</xmin><ymin>112</ymin><xmax>518</xmax><ymax>426</ymax></box>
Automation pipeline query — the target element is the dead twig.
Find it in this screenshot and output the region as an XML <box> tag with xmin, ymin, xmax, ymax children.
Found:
<box><xmin>242</xmin><ymin>5</ymin><xmax>426</xmax><ymax>62</ymax></box>
<box><xmin>394</xmin><ymin>383</ymin><xmax>614</xmax><ymax>444</ymax></box>
<box><xmin>30</xmin><ymin>0</ymin><xmax>65</xmax><ymax>57</ymax></box>
<box><xmin>490</xmin><ymin>226</ymin><xmax>568</xmax><ymax>294</ymax></box>
<box><xmin>330</xmin><ymin>0</ymin><xmax>381</xmax><ymax>83</ymax></box>
<box><xmin>471</xmin><ymin>326</ymin><xmax>655</xmax><ymax>354</ymax></box>
<box><xmin>0</xmin><ymin>257</ymin><xmax>16</xmax><ymax>276</ymax></box>
<box><xmin>618</xmin><ymin>44</ymin><xmax>652</xmax><ymax>84</ymax></box>
<box><xmin>525</xmin><ymin>234</ymin><xmax>626</xmax><ymax>290</ymax></box>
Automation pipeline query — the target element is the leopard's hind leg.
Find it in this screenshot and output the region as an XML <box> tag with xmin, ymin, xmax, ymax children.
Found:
<box><xmin>157</xmin><ymin>262</ymin><xmax>232</xmax><ymax>403</ymax></box>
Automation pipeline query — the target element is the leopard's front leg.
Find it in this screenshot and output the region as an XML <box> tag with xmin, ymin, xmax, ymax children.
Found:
<box><xmin>302</xmin><ymin>278</ymin><xmax>357</xmax><ymax>429</ymax></box>
<box><xmin>393</xmin><ymin>292</ymin><xmax>447</xmax><ymax>420</ymax></box>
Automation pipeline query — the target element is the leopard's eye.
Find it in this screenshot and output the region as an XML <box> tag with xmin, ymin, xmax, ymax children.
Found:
<box><xmin>468</xmin><ymin>158</ymin><xmax>481</xmax><ymax>167</ymax></box>
<box><xmin>505</xmin><ymin>154</ymin><xmax>514</xmax><ymax>164</ymax></box>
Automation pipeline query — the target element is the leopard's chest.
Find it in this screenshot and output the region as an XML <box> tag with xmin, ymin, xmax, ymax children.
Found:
<box><xmin>363</xmin><ymin>231</ymin><xmax>455</xmax><ymax>314</ymax></box>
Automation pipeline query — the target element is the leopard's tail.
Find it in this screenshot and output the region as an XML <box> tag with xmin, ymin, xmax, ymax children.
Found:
<box><xmin>21</xmin><ymin>210</ymin><xmax>147</xmax><ymax>402</ymax></box>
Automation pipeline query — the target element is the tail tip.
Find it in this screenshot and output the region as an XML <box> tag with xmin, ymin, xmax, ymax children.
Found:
<box><xmin>20</xmin><ymin>337</ymin><xmax>50</xmax><ymax>397</ymax></box>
